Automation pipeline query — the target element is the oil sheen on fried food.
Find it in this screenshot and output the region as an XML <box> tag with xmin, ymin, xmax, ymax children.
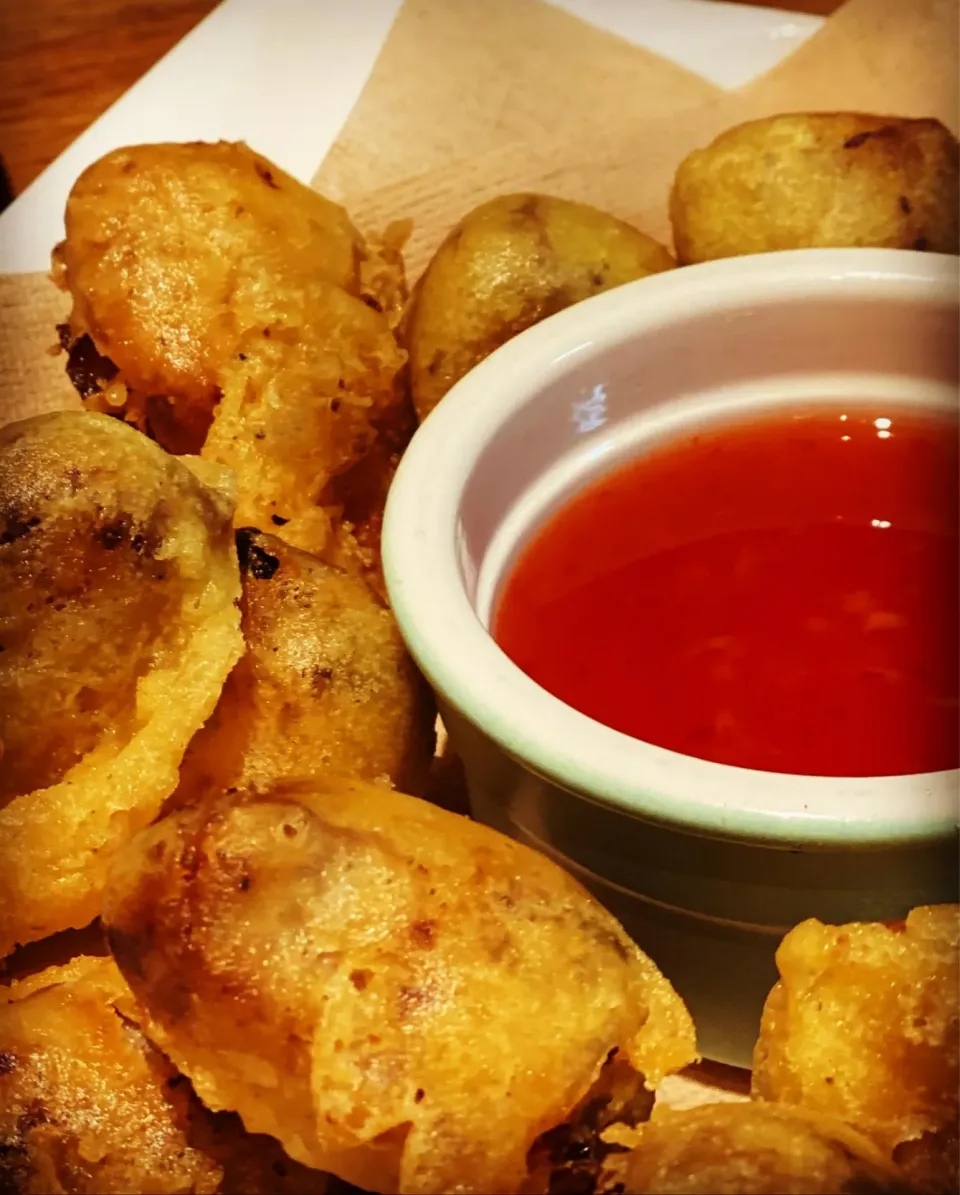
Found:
<box><xmin>493</xmin><ymin>407</ymin><xmax>959</xmax><ymax>778</ymax></box>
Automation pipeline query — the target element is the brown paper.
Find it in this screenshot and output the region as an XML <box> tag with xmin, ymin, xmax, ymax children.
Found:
<box><xmin>313</xmin><ymin>0</ymin><xmax>723</xmax><ymax>202</ymax></box>
<box><xmin>744</xmin><ymin>0</ymin><xmax>959</xmax><ymax>130</ymax></box>
<box><xmin>0</xmin><ymin>0</ymin><xmax>955</xmax><ymax>1108</ymax></box>
<box><xmin>336</xmin><ymin>97</ymin><xmax>750</xmax><ymax>278</ymax></box>
<box><xmin>0</xmin><ymin>273</ymin><xmax>78</xmax><ymax>423</ymax></box>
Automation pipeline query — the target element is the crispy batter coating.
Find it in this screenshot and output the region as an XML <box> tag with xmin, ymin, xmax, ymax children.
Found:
<box><xmin>56</xmin><ymin>142</ymin><xmax>413</xmax><ymax>575</ymax></box>
<box><xmin>177</xmin><ymin>530</ymin><xmax>435</xmax><ymax>797</ymax></box>
<box><xmin>103</xmin><ymin>781</ymin><xmax>697</xmax><ymax>1195</ymax></box>
<box><xmin>199</xmin><ymin>278</ymin><xmax>405</xmax><ymax>562</ymax></box>
<box><xmin>406</xmin><ymin>193</ymin><xmax>675</xmax><ymax>421</ymax></box>
<box><xmin>0</xmin><ymin>957</ymin><xmax>221</xmax><ymax>1194</ymax></box>
<box><xmin>752</xmin><ymin>905</ymin><xmax>960</xmax><ymax>1194</ymax></box>
<box><xmin>58</xmin><ymin>142</ymin><xmax>360</xmax><ymax>438</ymax></box>
<box><xmin>670</xmin><ymin>113</ymin><xmax>960</xmax><ymax>265</ymax></box>
<box><xmin>0</xmin><ymin>956</ymin><xmax>334</xmax><ymax>1194</ymax></box>
<box><xmin>0</xmin><ymin>412</ymin><xmax>243</xmax><ymax>957</ymax></box>
<box><xmin>619</xmin><ymin>1102</ymin><xmax>913</xmax><ymax>1194</ymax></box>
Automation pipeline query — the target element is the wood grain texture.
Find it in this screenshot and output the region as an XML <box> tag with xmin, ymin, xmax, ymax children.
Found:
<box><xmin>0</xmin><ymin>0</ymin><xmax>220</xmax><ymax>194</ymax></box>
<box><xmin>0</xmin><ymin>0</ymin><xmax>843</xmax><ymax>195</ymax></box>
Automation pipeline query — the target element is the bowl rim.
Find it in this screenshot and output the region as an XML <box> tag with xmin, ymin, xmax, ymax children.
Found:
<box><xmin>383</xmin><ymin>248</ymin><xmax>960</xmax><ymax>846</ymax></box>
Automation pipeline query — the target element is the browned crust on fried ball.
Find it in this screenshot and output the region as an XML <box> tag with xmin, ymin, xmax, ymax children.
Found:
<box><xmin>176</xmin><ymin>529</ymin><xmax>436</xmax><ymax>799</ymax></box>
<box><xmin>104</xmin><ymin>781</ymin><xmax>696</xmax><ymax>1194</ymax></box>
<box><xmin>670</xmin><ymin>113</ymin><xmax>959</xmax><ymax>264</ymax></box>
<box><xmin>0</xmin><ymin>411</ymin><xmax>243</xmax><ymax>956</ymax></box>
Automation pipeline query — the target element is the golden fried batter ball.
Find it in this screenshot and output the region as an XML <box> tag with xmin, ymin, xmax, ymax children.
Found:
<box><xmin>199</xmin><ymin>278</ymin><xmax>405</xmax><ymax>559</ymax></box>
<box><xmin>56</xmin><ymin>142</ymin><xmax>413</xmax><ymax>569</ymax></box>
<box><xmin>0</xmin><ymin>956</ymin><xmax>333</xmax><ymax>1194</ymax></box>
<box><xmin>0</xmin><ymin>956</ymin><xmax>221</xmax><ymax>1194</ymax></box>
<box><xmin>406</xmin><ymin>193</ymin><xmax>675</xmax><ymax>421</ymax></box>
<box><xmin>619</xmin><ymin>1102</ymin><xmax>913</xmax><ymax>1194</ymax></box>
<box><xmin>177</xmin><ymin>530</ymin><xmax>435</xmax><ymax>797</ymax></box>
<box><xmin>752</xmin><ymin>905</ymin><xmax>960</xmax><ymax>1194</ymax></box>
<box><xmin>670</xmin><ymin>113</ymin><xmax>960</xmax><ymax>265</ymax></box>
<box><xmin>0</xmin><ymin>412</ymin><xmax>243</xmax><ymax>957</ymax></box>
<box><xmin>57</xmin><ymin>142</ymin><xmax>360</xmax><ymax>441</ymax></box>
<box><xmin>103</xmin><ymin>781</ymin><xmax>697</xmax><ymax>1195</ymax></box>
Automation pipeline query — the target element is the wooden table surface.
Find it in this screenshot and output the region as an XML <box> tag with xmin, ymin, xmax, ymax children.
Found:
<box><xmin>0</xmin><ymin>0</ymin><xmax>843</xmax><ymax>200</ymax></box>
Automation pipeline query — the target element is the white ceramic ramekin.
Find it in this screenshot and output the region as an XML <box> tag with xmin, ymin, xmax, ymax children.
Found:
<box><xmin>383</xmin><ymin>249</ymin><xmax>960</xmax><ymax>1066</ymax></box>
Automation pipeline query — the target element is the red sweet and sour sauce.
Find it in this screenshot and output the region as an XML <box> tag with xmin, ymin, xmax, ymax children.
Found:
<box><xmin>494</xmin><ymin>407</ymin><xmax>959</xmax><ymax>777</ymax></box>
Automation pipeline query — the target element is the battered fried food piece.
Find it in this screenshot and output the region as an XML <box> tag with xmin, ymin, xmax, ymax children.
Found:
<box><xmin>0</xmin><ymin>956</ymin><xmax>220</xmax><ymax>1194</ymax></box>
<box><xmin>670</xmin><ymin>113</ymin><xmax>960</xmax><ymax>265</ymax></box>
<box><xmin>752</xmin><ymin>905</ymin><xmax>960</xmax><ymax>1194</ymax></box>
<box><xmin>618</xmin><ymin>1102</ymin><xmax>913</xmax><ymax>1194</ymax></box>
<box><xmin>199</xmin><ymin>278</ymin><xmax>405</xmax><ymax>561</ymax></box>
<box><xmin>406</xmin><ymin>193</ymin><xmax>675</xmax><ymax>421</ymax></box>
<box><xmin>177</xmin><ymin>530</ymin><xmax>435</xmax><ymax>797</ymax></box>
<box><xmin>0</xmin><ymin>956</ymin><xmax>333</xmax><ymax>1194</ymax></box>
<box><xmin>103</xmin><ymin>781</ymin><xmax>697</xmax><ymax>1195</ymax></box>
<box><xmin>55</xmin><ymin>142</ymin><xmax>412</xmax><ymax>569</ymax></box>
<box><xmin>0</xmin><ymin>411</ymin><xmax>243</xmax><ymax>956</ymax></box>
<box><xmin>58</xmin><ymin>142</ymin><xmax>365</xmax><ymax>441</ymax></box>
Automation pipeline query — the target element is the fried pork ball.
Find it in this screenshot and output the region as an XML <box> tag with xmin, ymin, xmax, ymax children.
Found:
<box><xmin>618</xmin><ymin>1102</ymin><xmax>913</xmax><ymax>1194</ymax></box>
<box><xmin>103</xmin><ymin>781</ymin><xmax>697</xmax><ymax>1195</ymax></box>
<box><xmin>55</xmin><ymin>141</ymin><xmax>412</xmax><ymax>567</ymax></box>
<box><xmin>752</xmin><ymin>905</ymin><xmax>960</xmax><ymax>1194</ymax></box>
<box><xmin>670</xmin><ymin>113</ymin><xmax>960</xmax><ymax>265</ymax></box>
<box><xmin>0</xmin><ymin>411</ymin><xmax>243</xmax><ymax>956</ymax></box>
<box><xmin>177</xmin><ymin>530</ymin><xmax>435</xmax><ymax>797</ymax></box>
<box><xmin>406</xmin><ymin>193</ymin><xmax>675</xmax><ymax>421</ymax></box>
<box><xmin>0</xmin><ymin>956</ymin><xmax>333</xmax><ymax>1194</ymax></box>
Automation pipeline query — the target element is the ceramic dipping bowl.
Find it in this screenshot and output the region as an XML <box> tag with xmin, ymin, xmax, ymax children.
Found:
<box><xmin>383</xmin><ymin>248</ymin><xmax>959</xmax><ymax>1067</ymax></box>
